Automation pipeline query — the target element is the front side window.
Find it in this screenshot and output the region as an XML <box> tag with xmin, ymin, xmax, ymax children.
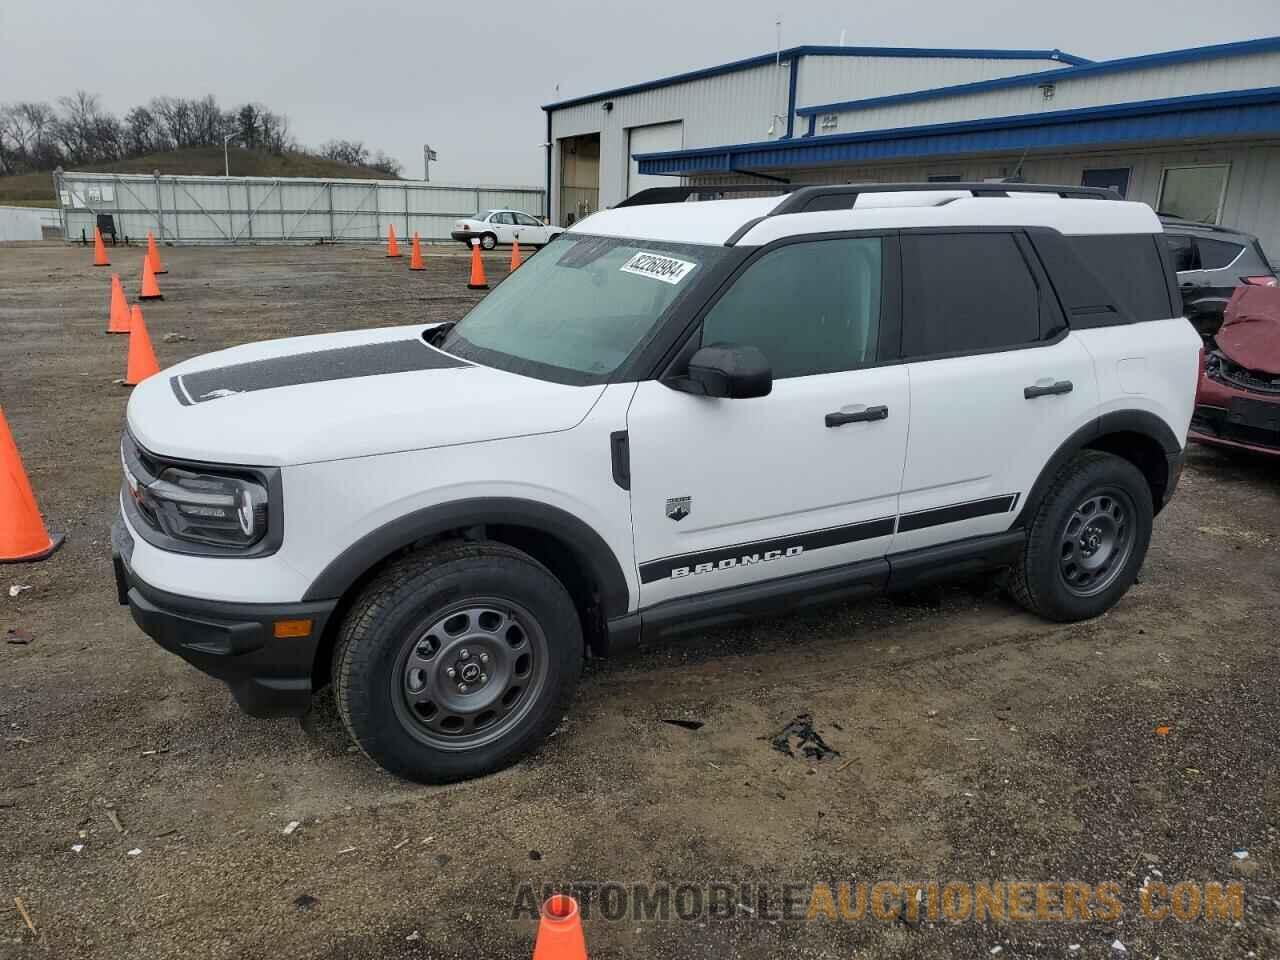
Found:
<box><xmin>1158</xmin><ymin>165</ymin><xmax>1229</xmax><ymax>223</ymax></box>
<box><xmin>699</xmin><ymin>237</ymin><xmax>883</xmax><ymax>379</ymax></box>
<box><xmin>901</xmin><ymin>233</ymin><xmax>1040</xmax><ymax>356</ymax></box>
<box><xmin>515</xmin><ymin>213</ymin><xmax>542</xmax><ymax>227</ymax></box>
<box><xmin>441</xmin><ymin>234</ymin><xmax>724</xmax><ymax>384</ymax></box>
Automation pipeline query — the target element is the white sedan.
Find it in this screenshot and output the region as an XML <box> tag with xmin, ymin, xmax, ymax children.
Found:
<box><xmin>450</xmin><ymin>210</ymin><xmax>563</xmax><ymax>250</ymax></box>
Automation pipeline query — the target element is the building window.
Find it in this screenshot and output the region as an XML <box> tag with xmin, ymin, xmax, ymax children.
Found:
<box><xmin>1158</xmin><ymin>164</ymin><xmax>1229</xmax><ymax>223</ymax></box>
<box><xmin>1081</xmin><ymin>167</ymin><xmax>1130</xmax><ymax>198</ymax></box>
<box><xmin>820</xmin><ymin>114</ymin><xmax>838</xmax><ymax>131</ymax></box>
<box><xmin>927</xmin><ymin>174</ymin><xmax>964</xmax><ymax>183</ymax></box>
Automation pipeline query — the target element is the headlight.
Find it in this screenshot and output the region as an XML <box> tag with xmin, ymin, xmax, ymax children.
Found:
<box><xmin>121</xmin><ymin>433</ymin><xmax>280</xmax><ymax>556</ymax></box>
<box><xmin>145</xmin><ymin>468</ymin><xmax>269</xmax><ymax>548</ymax></box>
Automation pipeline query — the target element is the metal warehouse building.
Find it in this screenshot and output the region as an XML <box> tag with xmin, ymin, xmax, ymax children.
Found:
<box><xmin>544</xmin><ymin>37</ymin><xmax>1280</xmax><ymax>255</ymax></box>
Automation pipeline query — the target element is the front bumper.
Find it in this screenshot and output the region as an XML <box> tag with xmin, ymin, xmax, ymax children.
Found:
<box><xmin>1190</xmin><ymin>369</ymin><xmax>1280</xmax><ymax>455</ymax></box>
<box><xmin>112</xmin><ymin>518</ymin><xmax>338</xmax><ymax>717</ymax></box>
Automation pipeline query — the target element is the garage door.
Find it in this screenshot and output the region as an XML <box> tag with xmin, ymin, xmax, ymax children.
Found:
<box><xmin>628</xmin><ymin>122</ymin><xmax>684</xmax><ymax>198</ymax></box>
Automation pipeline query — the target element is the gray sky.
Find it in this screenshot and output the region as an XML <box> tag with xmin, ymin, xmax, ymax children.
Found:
<box><xmin>2</xmin><ymin>0</ymin><xmax>1275</xmax><ymax>186</ymax></box>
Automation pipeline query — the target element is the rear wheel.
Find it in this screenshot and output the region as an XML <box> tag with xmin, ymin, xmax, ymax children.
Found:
<box><xmin>333</xmin><ymin>541</ymin><xmax>582</xmax><ymax>783</ymax></box>
<box><xmin>1009</xmin><ymin>451</ymin><xmax>1153</xmax><ymax>622</ymax></box>
<box><xmin>480</xmin><ymin>232</ymin><xmax>497</xmax><ymax>251</ymax></box>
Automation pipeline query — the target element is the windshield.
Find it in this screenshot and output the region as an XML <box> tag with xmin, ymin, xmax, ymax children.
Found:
<box><xmin>440</xmin><ymin>233</ymin><xmax>725</xmax><ymax>384</ymax></box>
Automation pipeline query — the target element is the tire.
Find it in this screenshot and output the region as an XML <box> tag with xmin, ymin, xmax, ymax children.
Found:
<box><xmin>480</xmin><ymin>232</ymin><xmax>497</xmax><ymax>251</ymax></box>
<box><xmin>332</xmin><ymin>541</ymin><xmax>583</xmax><ymax>784</ymax></box>
<box><xmin>1009</xmin><ymin>450</ymin><xmax>1153</xmax><ymax>622</ymax></box>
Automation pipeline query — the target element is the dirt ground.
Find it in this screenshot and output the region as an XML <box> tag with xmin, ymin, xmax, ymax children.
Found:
<box><xmin>1</xmin><ymin>241</ymin><xmax>1277</xmax><ymax>960</ymax></box>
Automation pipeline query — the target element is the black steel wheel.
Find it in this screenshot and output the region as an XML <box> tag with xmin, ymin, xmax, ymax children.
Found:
<box><xmin>1010</xmin><ymin>450</ymin><xmax>1153</xmax><ymax>622</ymax></box>
<box><xmin>1057</xmin><ymin>487</ymin><xmax>1136</xmax><ymax>597</ymax></box>
<box><xmin>333</xmin><ymin>541</ymin><xmax>582</xmax><ymax>783</ymax></box>
<box><xmin>392</xmin><ymin>599</ymin><xmax>549</xmax><ymax>751</ymax></box>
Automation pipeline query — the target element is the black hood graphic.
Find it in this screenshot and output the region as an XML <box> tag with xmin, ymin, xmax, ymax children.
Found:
<box><xmin>170</xmin><ymin>338</ymin><xmax>469</xmax><ymax>406</ymax></box>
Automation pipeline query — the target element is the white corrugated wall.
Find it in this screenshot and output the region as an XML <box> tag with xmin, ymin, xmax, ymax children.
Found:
<box><xmin>690</xmin><ymin>139</ymin><xmax>1280</xmax><ymax>258</ymax></box>
<box><xmin>0</xmin><ymin>205</ymin><xmax>57</xmax><ymax>242</ymax></box>
<box><xmin>797</xmin><ymin>54</ymin><xmax>1069</xmax><ymax>118</ymax></box>
<box><xmin>823</xmin><ymin>50</ymin><xmax>1280</xmax><ymax>134</ymax></box>
<box><xmin>56</xmin><ymin>173</ymin><xmax>546</xmax><ymax>244</ymax></box>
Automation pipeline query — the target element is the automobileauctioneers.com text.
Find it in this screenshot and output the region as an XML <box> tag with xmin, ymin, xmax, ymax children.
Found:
<box><xmin>512</xmin><ymin>880</ymin><xmax>1244</xmax><ymax>924</ymax></box>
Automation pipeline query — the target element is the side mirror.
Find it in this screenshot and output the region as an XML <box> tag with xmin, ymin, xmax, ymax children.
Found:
<box><xmin>666</xmin><ymin>343</ymin><xmax>772</xmax><ymax>399</ymax></box>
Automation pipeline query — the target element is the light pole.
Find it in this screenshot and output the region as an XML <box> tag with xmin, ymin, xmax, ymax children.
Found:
<box><xmin>423</xmin><ymin>144</ymin><xmax>437</xmax><ymax>181</ymax></box>
<box><xmin>223</xmin><ymin>134</ymin><xmax>238</xmax><ymax>176</ymax></box>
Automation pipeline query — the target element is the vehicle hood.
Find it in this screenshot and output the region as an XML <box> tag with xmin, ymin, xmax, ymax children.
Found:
<box><xmin>126</xmin><ymin>324</ymin><xmax>605</xmax><ymax>465</ymax></box>
<box><xmin>1216</xmin><ymin>287</ymin><xmax>1280</xmax><ymax>375</ymax></box>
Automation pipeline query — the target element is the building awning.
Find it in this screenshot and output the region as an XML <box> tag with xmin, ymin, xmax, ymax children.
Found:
<box><xmin>634</xmin><ymin>87</ymin><xmax>1280</xmax><ymax>176</ymax></box>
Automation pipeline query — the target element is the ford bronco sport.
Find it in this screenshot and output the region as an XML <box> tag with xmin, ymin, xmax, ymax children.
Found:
<box><xmin>114</xmin><ymin>183</ymin><xmax>1201</xmax><ymax>783</ymax></box>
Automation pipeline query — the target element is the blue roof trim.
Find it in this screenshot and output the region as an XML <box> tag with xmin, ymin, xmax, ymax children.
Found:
<box><xmin>635</xmin><ymin>86</ymin><xmax>1280</xmax><ymax>175</ymax></box>
<box><xmin>797</xmin><ymin>35</ymin><xmax>1280</xmax><ymax>117</ymax></box>
<box><xmin>542</xmin><ymin>45</ymin><xmax>1087</xmax><ymax>111</ymax></box>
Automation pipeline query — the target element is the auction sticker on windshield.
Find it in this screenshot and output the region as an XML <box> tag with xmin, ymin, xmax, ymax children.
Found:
<box><xmin>620</xmin><ymin>251</ymin><xmax>697</xmax><ymax>285</ymax></box>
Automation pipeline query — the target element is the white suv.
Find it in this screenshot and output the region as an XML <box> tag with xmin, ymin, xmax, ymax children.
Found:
<box><xmin>114</xmin><ymin>183</ymin><xmax>1201</xmax><ymax>783</ymax></box>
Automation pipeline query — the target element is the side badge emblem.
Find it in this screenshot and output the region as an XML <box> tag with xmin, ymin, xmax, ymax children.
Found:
<box><xmin>665</xmin><ymin>497</ymin><xmax>691</xmax><ymax>522</ymax></box>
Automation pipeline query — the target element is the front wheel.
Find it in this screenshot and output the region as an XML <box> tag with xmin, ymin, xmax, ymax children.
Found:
<box><xmin>1009</xmin><ymin>450</ymin><xmax>1153</xmax><ymax>622</ymax></box>
<box><xmin>332</xmin><ymin>542</ymin><xmax>583</xmax><ymax>783</ymax></box>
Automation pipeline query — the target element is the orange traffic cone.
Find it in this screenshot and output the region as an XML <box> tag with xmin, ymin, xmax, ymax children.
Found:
<box><xmin>409</xmin><ymin>232</ymin><xmax>425</xmax><ymax>271</ymax></box>
<box><xmin>125</xmin><ymin>305</ymin><xmax>160</xmax><ymax>386</ymax></box>
<box><xmin>146</xmin><ymin>231</ymin><xmax>166</xmax><ymax>274</ymax></box>
<box><xmin>139</xmin><ymin>255</ymin><xmax>163</xmax><ymax>301</ymax></box>
<box><xmin>532</xmin><ymin>896</ymin><xmax>587</xmax><ymax>960</ymax></box>
<box><xmin>107</xmin><ymin>274</ymin><xmax>131</xmax><ymax>334</ymax></box>
<box><xmin>510</xmin><ymin>237</ymin><xmax>523</xmax><ymax>272</ymax></box>
<box><xmin>467</xmin><ymin>240</ymin><xmax>489</xmax><ymax>290</ymax></box>
<box><xmin>0</xmin><ymin>408</ymin><xmax>64</xmax><ymax>563</ymax></box>
<box><xmin>93</xmin><ymin>227</ymin><xmax>110</xmax><ymax>267</ymax></box>
<box><xmin>386</xmin><ymin>224</ymin><xmax>402</xmax><ymax>258</ymax></box>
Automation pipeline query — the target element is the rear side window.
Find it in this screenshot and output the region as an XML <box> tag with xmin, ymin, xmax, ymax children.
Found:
<box><xmin>1069</xmin><ymin>235</ymin><xmax>1172</xmax><ymax>322</ymax></box>
<box><xmin>701</xmin><ymin>237</ymin><xmax>883</xmax><ymax>379</ymax></box>
<box><xmin>900</xmin><ymin>232</ymin><xmax>1040</xmax><ymax>356</ymax></box>
<box><xmin>1195</xmin><ymin>237</ymin><xmax>1244</xmax><ymax>270</ymax></box>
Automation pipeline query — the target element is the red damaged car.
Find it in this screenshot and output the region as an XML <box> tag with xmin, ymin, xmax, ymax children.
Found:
<box><xmin>1191</xmin><ymin>286</ymin><xmax>1280</xmax><ymax>455</ymax></box>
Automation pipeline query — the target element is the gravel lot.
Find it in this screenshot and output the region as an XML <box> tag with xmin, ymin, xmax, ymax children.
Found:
<box><xmin>1</xmin><ymin>241</ymin><xmax>1277</xmax><ymax>959</ymax></box>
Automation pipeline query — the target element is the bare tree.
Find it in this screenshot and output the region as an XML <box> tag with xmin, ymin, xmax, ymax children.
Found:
<box><xmin>367</xmin><ymin>150</ymin><xmax>402</xmax><ymax>177</ymax></box>
<box><xmin>319</xmin><ymin>138</ymin><xmax>369</xmax><ymax>166</ymax></box>
<box><xmin>123</xmin><ymin>105</ymin><xmax>162</xmax><ymax>156</ymax></box>
<box><xmin>0</xmin><ymin>90</ymin><xmax>399</xmax><ymax>176</ymax></box>
<box><xmin>53</xmin><ymin>90</ymin><xmax>121</xmax><ymax>164</ymax></box>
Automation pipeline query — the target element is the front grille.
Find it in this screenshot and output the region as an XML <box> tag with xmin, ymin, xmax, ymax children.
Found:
<box><xmin>1207</xmin><ymin>352</ymin><xmax>1280</xmax><ymax>395</ymax></box>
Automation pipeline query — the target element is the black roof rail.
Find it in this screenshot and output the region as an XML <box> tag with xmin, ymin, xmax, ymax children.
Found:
<box><xmin>614</xmin><ymin>183</ymin><xmax>804</xmax><ymax>208</ymax></box>
<box><xmin>771</xmin><ymin>182</ymin><xmax>1122</xmax><ymax>214</ymax></box>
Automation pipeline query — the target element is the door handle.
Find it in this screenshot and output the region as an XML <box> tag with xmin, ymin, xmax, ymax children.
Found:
<box><xmin>825</xmin><ymin>405</ymin><xmax>888</xmax><ymax>427</ymax></box>
<box><xmin>1024</xmin><ymin>380</ymin><xmax>1073</xmax><ymax>399</ymax></box>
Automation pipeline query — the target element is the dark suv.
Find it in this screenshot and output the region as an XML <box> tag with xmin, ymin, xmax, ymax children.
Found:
<box><xmin>1159</xmin><ymin>217</ymin><xmax>1276</xmax><ymax>336</ymax></box>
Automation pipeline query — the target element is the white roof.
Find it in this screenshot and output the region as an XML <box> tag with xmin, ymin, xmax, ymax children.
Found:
<box><xmin>741</xmin><ymin>197</ymin><xmax>1163</xmax><ymax>244</ymax></box>
<box><xmin>567</xmin><ymin>192</ymin><xmax>1161</xmax><ymax>247</ymax></box>
<box><xmin>568</xmin><ymin>196</ymin><xmax>784</xmax><ymax>245</ymax></box>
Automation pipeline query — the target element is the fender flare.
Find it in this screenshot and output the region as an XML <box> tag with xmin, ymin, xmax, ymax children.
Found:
<box><xmin>1012</xmin><ymin>410</ymin><xmax>1182</xmax><ymax>528</ymax></box>
<box><xmin>302</xmin><ymin>497</ymin><xmax>631</xmax><ymax>619</ymax></box>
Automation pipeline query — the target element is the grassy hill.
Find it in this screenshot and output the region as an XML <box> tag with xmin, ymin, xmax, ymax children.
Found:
<box><xmin>0</xmin><ymin>146</ymin><xmax>402</xmax><ymax>207</ymax></box>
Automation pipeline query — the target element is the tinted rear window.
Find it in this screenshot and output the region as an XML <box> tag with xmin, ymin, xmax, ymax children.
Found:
<box><xmin>901</xmin><ymin>232</ymin><xmax>1040</xmax><ymax>356</ymax></box>
<box><xmin>1068</xmin><ymin>235</ymin><xmax>1172</xmax><ymax>323</ymax></box>
<box><xmin>1196</xmin><ymin>237</ymin><xmax>1245</xmax><ymax>270</ymax></box>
